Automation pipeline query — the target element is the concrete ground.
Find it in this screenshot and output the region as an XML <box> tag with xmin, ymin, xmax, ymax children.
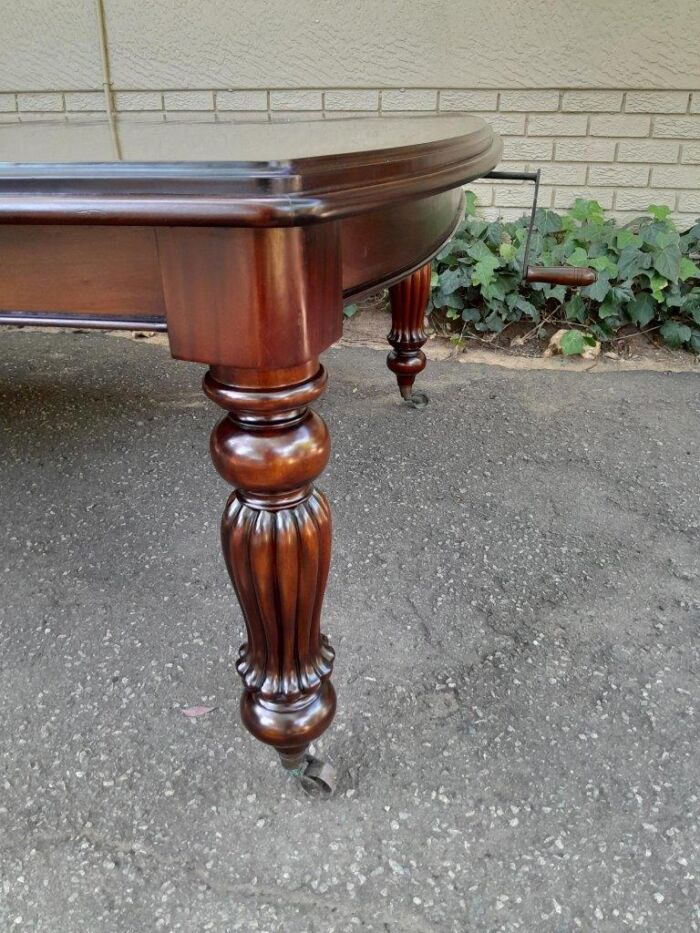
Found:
<box><xmin>0</xmin><ymin>331</ymin><xmax>698</xmax><ymax>933</ymax></box>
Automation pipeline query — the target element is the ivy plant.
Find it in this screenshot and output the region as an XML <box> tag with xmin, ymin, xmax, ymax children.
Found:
<box><xmin>429</xmin><ymin>192</ymin><xmax>700</xmax><ymax>351</ymax></box>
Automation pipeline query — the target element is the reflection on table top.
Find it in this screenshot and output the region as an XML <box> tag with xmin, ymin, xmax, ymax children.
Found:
<box><xmin>0</xmin><ymin>114</ymin><xmax>489</xmax><ymax>165</ymax></box>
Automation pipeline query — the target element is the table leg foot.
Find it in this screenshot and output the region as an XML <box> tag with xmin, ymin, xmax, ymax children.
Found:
<box><xmin>204</xmin><ymin>363</ymin><xmax>337</xmax><ymax>778</ymax></box>
<box><xmin>387</xmin><ymin>262</ymin><xmax>431</xmax><ymax>405</ymax></box>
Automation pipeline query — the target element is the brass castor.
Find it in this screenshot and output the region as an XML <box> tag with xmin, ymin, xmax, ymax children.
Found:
<box><xmin>288</xmin><ymin>753</ymin><xmax>337</xmax><ymax>798</ymax></box>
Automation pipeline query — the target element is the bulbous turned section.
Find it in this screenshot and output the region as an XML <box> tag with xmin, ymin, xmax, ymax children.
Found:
<box><xmin>242</xmin><ymin>682</ymin><xmax>337</xmax><ymax>772</ymax></box>
<box><xmin>387</xmin><ymin>262</ymin><xmax>431</xmax><ymax>400</ymax></box>
<box><xmin>204</xmin><ymin>364</ymin><xmax>336</xmax><ymax>770</ymax></box>
<box><xmin>210</xmin><ymin>407</ymin><xmax>329</xmax><ymax>499</ymax></box>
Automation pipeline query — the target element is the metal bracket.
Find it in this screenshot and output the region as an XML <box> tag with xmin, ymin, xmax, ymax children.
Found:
<box><xmin>0</xmin><ymin>312</ymin><xmax>167</xmax><ymax>331</ymax></box>
<box><xmin>485</xmin><ymin>169</ymin><xmax>541</xmax><ymax>282</ymax></box>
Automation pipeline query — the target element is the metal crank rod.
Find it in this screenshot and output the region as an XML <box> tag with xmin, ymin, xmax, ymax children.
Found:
<box><xmin>485</xmin><ymin>169</ymin><xmax>596</xmax><ymax>288</ymax></box>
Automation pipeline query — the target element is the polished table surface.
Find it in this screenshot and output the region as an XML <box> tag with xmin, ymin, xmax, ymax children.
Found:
<box><xmin>0</xmin><ymin>113</ymin><xmax>496</xmax><ymax>162</ymax></box>
<box><xmin>0</xmin><ymin>114</ymin><xmax>502</xmax><ymax>792</ymax></box>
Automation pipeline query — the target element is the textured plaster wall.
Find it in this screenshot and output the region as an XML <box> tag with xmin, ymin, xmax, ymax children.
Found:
<box><xmin>0</xmin><ymin>0</ymin><xmax>698</xmax><ymax>222</ymax></box>
<box><xmin>2</xmin><ymin>0</ymin><xmax>698</xmax><ymax>92</ymax></box>
<box><xmin>0</xmin><ymin>0</ymin><xmax>102</xmax><ymax>90</ymax></box>
<box><xmin>102</xmin><ymin>0</ymin><xmax>699</xmax><ymax>91</ymax></box>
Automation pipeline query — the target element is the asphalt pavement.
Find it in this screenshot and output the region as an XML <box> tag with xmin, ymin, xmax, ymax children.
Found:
<box><xmin>0</xmin><ymin>331</ymin><xmax>698</xmax><ymax>932</ymax></box>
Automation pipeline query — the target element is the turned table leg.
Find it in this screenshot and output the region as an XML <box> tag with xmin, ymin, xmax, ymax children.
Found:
<box><xmin>204</xmin><ymin>361</ymin><xmax>337</xmax><ymax>787</ymax></box>
<box><xmin>387</xmin><ymin>262</ymin><xmax>431</xmax><ymax>403</ymax></box>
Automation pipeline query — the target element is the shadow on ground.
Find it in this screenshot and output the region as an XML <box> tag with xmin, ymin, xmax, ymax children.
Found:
<box><xmin>0</xmin><ymin>332</ymin><xmax>698</xmax><ymax>932</ymax></box>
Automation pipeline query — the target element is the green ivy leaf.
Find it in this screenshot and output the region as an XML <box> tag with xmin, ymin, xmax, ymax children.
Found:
<box><xmin>343</xmin><ymin>303</ymin><xmax>358</xmax><ymax>319</ymax></box>
<box><xmin>589</xmin><ymin>320</ymin><xmax>613</xmax><ymax>342</ymax></box>
<box><xmin>638</xmin><ymin>220</ymin><xmax>675</xmax><ymax>249</ymax></box>
<box><xmin>616</xmin><ymin>229</ymin><xmax>642</xmax><ymax>250</ymax></box>
<box><xmin>483</xmin><ymin>310</ymin><xmax>505</xmax><ymax>332</ymax></box>
<box><xmin>473</xmin><ymin>258</ymin><xmax>501</xmax><ymax>289</ymax></box>
<box><xmin>583</xmin><ymin>273</ymin><xmax>611</xmax><ymax>303</ymax></box>
<box><xmin>589</xmin><ymin>255</ymin><xmax>618</xmax><ymax>277</ymax></box>
<box><xmin>565</xmin><ymin>294</ymin><xmax>587</xmax><ymax>323</ymax></box>
<box><xmin>449</xmin><ymin>237</ymin><xmax>472</xmax><ymax>255</ymax></box>
<box><xmin>513</xmin><ymin>296</ymin><xmax>539</xmax><ymax>320</ymax></box>
<box><xmin>683</xmin><ymin>292</ymin><xmax>700</xmax><ymax>325</ymax></box>
<box><xmin>436</xmin><ymin>243</ymin><xmax>457</xmax><ymax>262</ymax></box>
<box><xmin>534</xmin><ymin>283</ymin><xmax>567</xmax><ymax>304</ymax></box>
<box><xmin>499</xmin><ymin>241</ymin><xmax>517</xmax><ymax>261</ymax></box>
<box><xmin>567</xmin><ymin>199</ymin><xmax>605</xmax><ymax>225</ymax></box>
<box><xmin>617</xmin><ymin>246</ymin><xmax>651</xmax><ymax>280</ymax></box>
<box><xmin>679</xmin><ymin>257</ymin><xmax>700</xmax><ymax>282</ymax></box>
<box><xmin>467</xmin><ymin>241</ymin><xmax>501</xmax><ymax>289</ymax></box>
<box><xmin>655</xmin><ymin>230</ymin><xmax>678</xmax><ymax>250</ymax></box>
<box><xmin>481</xmin><ymin>278</ymin><xmax>509</xmax><ymax>302</ymax></box>
<box><xmin>566</xmin><ymin>246</ymin><xmax>589</xmax><ymax>267</ymax></box>
<box><xmin>598</xmin><ymin>294</ymin><xmax>619</xmax><ymax>319</ymax></box>
<box><xmin>464</xmin><ymin>190</ymin><xmax>478</xmax><ymax>216</ymax></box>
<box><xmin>647</xmin><ymin>204</ymin><xmax>671</xmax><ymax>221</ymax></box>
<box><xmin>468</xmin><ymin>240</ymin><xmax>497</xmax><ymax>262</ymax></box>
<box><xmin>664</xmin><ymin>287</ymin><xmax>685</xmax><ymax>308</ymax></box>
<box><xmin>681</xmin><ymin>223</ymin><xmax>700</xmax><ymax>257</ymax></box>
<box><xmin>626</xmin><ymin>292</ymin><xmax>657</xmax><ymax>327</ymax></box>
<box><xmin>485</xmin><ymin>222</ymin><xmax>505</xmax><ymax>246</ymax></box>
<box><xmin>649</xmin><ymin>273</ymin><xmax>669</xmax><ymax>302</ymax></box>
<box><xmin>535</xmin><ymin>208</ymin><xmax>563</xmax><ymax>235</ymax></box>
<box><xmin>627</xmin><ymin>293</ymin><xmax>656</xmax><ymax>327</ymax></box>
<box><xmin>659</xmin><ymin>320</ymin><xmax>691</xmax><ymax>348</ymax></box>
<box><xmin>609</xmin><ymin>282</ymin><xmax>633</xmax><ymax>305</ymax></box>
<box><xmin>439</xmin><ymin>268</ymin><xmax>469</xmax><ymax>294</ymax></box>
<box><xmin>465</xmin><ymin>219</ymin><xmax>489</xmax><ymax>238</ymax></box>
<box><xmin>559</xmin><ymin>330</ymin><xmax>587</xmax><ymax>355</ymax></box>
<box><xmin>602</xmin><ymin>315</ymin><xmax>625</xmax><ymax>329</ymax></box>
<box><xmin>461</xmin><ymin>307</ymin><xmax>481</xmax><ymax>323</ymax></box>
<box><xmin>653</xmin><ymin>245</ymin><xmax>682</xmax><ymax>282</ymax></box>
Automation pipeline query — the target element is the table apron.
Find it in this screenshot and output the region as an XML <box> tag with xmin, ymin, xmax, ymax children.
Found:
<box><xmin>0</xmin><ymin>186</ymin><xmax>463</xmax><ymax>368</ymax></box>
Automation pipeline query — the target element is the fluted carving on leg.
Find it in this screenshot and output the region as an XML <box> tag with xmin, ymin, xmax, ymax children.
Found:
<box><xmin>387</xmin><ymin>262</ymin><xmax>431</xmax><ymax>400</ymax></box>
<box><xmin>222</xmin><ymin>492</ymin><xmax>334</xmax><ymax>699</ymax></box>
<box><xmin>204</xmin><ymin>364</ymin><xmax>336</xmax><ymax>770</ymax></box>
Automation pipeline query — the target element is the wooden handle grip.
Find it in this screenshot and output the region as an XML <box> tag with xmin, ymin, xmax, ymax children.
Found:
<box><xmin>525</xmin><ymin>266</ymin><xmax>596</xmax><ymax>287</ymax></box>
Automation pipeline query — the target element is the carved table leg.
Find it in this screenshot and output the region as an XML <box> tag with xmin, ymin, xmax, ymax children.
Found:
<box><xmin>204</xmin><ymin>361</ymin><xmax>336</xmax><ymax>778</ymax></box>
<box><xmin>387</xmin><ymin>262</ymin><xmax>431</xmax><ymax>402</ymax></box>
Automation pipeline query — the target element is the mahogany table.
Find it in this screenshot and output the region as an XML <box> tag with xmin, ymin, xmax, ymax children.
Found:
<box><xmin>0</xmin><ymin>115</ymin><xmax>501</xmax><ymax>792</ymax></box>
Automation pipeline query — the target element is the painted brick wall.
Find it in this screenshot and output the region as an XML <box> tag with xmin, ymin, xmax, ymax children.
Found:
<box><xmin>2</xmin><ymin>86</ymin><xmax>699</xmax><ymax>226</ymax></box>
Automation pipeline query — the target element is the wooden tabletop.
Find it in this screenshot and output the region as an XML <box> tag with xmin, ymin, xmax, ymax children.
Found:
<box><xmin>0</xmin><ymin>114</ymin><xmax>501</xmax><ymax>226</ymax></box>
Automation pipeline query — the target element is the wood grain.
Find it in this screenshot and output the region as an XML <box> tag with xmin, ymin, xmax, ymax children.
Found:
<box><xmin>525</xmin><ymin>266</ymin><xmax>596</xmax><ymax>287</ymax></box>
<box><xmin>0</xmin><ymin>225</ymin><xmax>165</xmax><ymax>316</ymax></box>
<box><xmin>158</xmin><ymin>223</ymin><xmax>343</xmax><ymax>368</ymax></box>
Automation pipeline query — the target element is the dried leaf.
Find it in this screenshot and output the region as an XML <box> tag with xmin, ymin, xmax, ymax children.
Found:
<box><xmin>181</xmin><ymin>705</ymin><xmax>217</xmax><ymax>718</ymax></box>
